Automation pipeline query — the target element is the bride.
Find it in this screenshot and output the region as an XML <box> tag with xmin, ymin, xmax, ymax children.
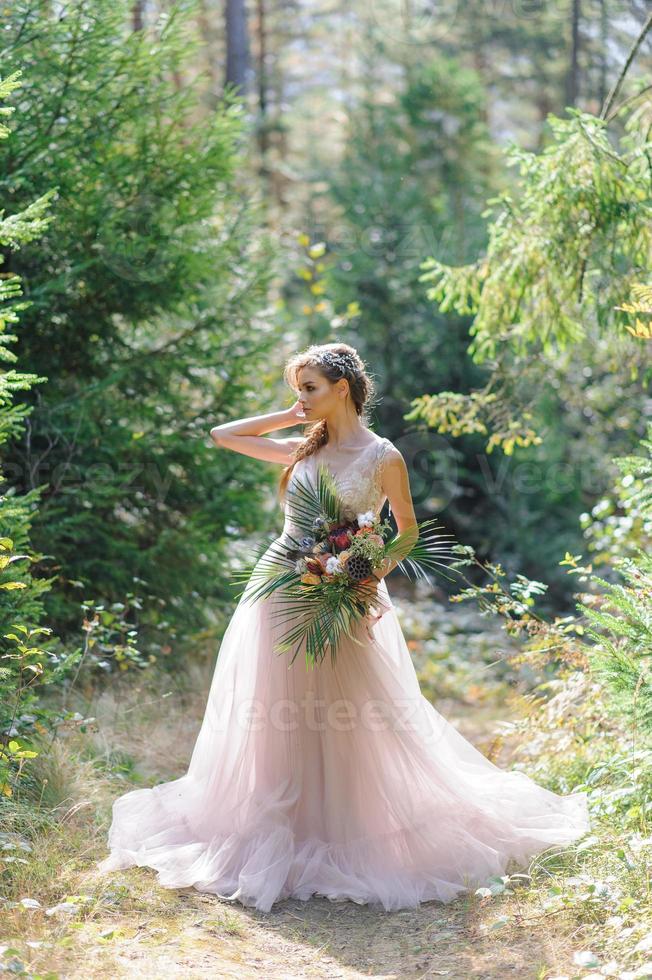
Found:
<box><xmin>97</xmin><ymin>341</ymin><xmax>590</xmax><ymax>912</ymax></box>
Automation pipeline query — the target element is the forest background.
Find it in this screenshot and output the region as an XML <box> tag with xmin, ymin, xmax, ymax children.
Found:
<box><xmin>0</xmin><ymin>2</ymin><xmax>651</xmax><ymax>976</ymax></box>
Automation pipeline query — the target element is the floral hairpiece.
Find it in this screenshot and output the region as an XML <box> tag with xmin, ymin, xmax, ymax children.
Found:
<box><xmin>316</xmin><ymin>350</ymin><xmax>359</xmax><ymax>377</ymax></box>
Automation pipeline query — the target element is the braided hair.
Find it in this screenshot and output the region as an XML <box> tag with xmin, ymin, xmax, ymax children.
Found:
<box><xmin>279</xmin><ymin>342</ymin><xmax>377</xmax><ymax>503</ymax></box>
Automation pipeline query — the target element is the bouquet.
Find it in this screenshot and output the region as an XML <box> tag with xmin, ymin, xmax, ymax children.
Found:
<box><xmin>231</xmin><ymin>463</ymin><xmax>457</xmax><ymax>668</ymax></box>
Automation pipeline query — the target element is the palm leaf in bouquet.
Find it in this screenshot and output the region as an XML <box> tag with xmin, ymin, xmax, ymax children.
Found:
<box><xmin>383</xmin><ymin>518</ymin><xmax>459</xmax><ymax>586</ymax></box>
<box><xmin>229</xmin><ymin>464</ymin><xmax>343</xmax><ymax>605</ymax></box>
<box><xmin>277</xmin><ymin>462</ymin><xmax>344</xmax><ymax>533</ymax></box>
<box><xmin>229</xmin><ymin>461</ymin><xmax>459</xmax><ymax>667</ymax></box>
<box><xmin>229</xmin><ymin>535</ymin><xmax>300</xmax><ymax>605</ymax></box>
<box><xmin>267</xmin><ymin>579</ymin><xmax>372</xmax><ymax>668</ymax></box>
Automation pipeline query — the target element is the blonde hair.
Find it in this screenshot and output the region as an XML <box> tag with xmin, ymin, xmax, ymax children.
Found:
<box><xmin>279</xmin><ymin>342</ymin><xmax>376</xmax><ymax>503</ymax></box>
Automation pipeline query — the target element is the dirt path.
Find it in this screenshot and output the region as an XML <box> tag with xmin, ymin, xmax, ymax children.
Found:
<box><xmin>68</xmin><ymin>879</ymin><xmax>566</xmax><ymax>980</ymax></box>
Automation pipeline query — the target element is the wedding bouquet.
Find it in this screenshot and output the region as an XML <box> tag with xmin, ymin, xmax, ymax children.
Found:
<box><xmin>231</xmin><ymin>463</ymin><xmax>457</xmax><ymax>668</ymax></box>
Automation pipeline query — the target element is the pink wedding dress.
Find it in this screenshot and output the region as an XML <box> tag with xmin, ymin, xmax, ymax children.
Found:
<box><xmin>97</xmin><ymin>435</ymin><xmax>591</xmax><ymax>912</ymax></box>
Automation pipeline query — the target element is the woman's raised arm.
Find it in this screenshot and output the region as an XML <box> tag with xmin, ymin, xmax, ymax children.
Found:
<box><xmin>209</xmin><ymin>400</ymin><xmax>307</xmax><ymax>465</ymax></box>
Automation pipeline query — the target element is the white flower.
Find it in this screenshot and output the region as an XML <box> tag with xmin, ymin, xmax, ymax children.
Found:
<box><xmin>357</xmin><ymin>510</ymin><xmax>375</xmax><ymax>528</ymax></box>
<box><xmin>325</xmin><ymin>556</ymin><xmax>344</xmax><ymax>575</ymax></box>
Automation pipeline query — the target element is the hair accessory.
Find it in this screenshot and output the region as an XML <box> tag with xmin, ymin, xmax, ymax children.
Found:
<box><xmin>316</xmin><ymin>349</ymin><xmax>359</xmax><ymax>377</ymax></box>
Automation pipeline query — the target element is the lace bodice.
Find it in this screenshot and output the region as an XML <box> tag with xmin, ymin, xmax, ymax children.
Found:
<box><xmin>280</xmin><ymin>436</ymin><xmax>393</xmax><ymax>541</ymax></box>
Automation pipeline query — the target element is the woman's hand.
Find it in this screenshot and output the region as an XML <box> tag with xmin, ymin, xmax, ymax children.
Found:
<box><xmin>361</xmin><ymin>573</ymin><xmax>390</xmax><ymax>637</ymax></box>
<box><xmin>286</xmin><ymin>399</ymin><xmax>310</xmax><ymax>424</ymax></box>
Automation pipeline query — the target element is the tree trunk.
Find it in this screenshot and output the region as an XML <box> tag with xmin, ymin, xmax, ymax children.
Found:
<box><xmin>566</xmin><ymin>0</ymin><xmax>581</xmax><ymax>108</ymax></box>
<box><xmin>132</xmin><ymin>0</ymin><xmax>144</xmax><ymax>31</ymax></box>
<box><xmin>225</xmin><ymin>0</ymin><xmax>251</xmax><ymax>96</ymax></box>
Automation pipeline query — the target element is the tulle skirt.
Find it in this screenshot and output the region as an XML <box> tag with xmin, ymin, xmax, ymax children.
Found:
<box><xmin>97</xmin><ymin>542</ymin><xmax>591</xmax><ymax>912</ymax></box>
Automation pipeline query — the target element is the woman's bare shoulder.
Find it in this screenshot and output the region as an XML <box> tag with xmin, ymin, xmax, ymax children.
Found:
<box><xmin>378</xmin><ymin>437</ymin><xmax>404</xmax><ymax>466</ymax></box>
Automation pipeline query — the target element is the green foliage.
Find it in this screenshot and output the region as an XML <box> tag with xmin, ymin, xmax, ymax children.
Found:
<box><xmin>447</xmin><ymin>430</ymin><xmax>652</xmax><ymax>746</ymax></box>
<box><xmin>580</xmin><ymin>420</ymin><xmax>652</xmax><ymax>566</ymax></box>
<box><xmin>615</xmin><ymin>281</ymin><xmax>652</xmax><ymax>341</ymax></box>
<box><xmin>575</xmin><ymin>427</ymin><xmax>652</xmax><ymax>737</ymax></box>
<box><xmin>419</xmin><ymin>107</ymin><xmax>652</xmax><ymax>365</ymax></box>
<box><xmin>449</xmin><ymin>419</ymin><xmax>652</xmax><ymax>745</ymax></box>
<box><xmin>0</xmin><ymin>1</ymin><xmax>280</xmax><ymax>641</ymax></box>
<box><xmin>0</xmin><ymin>624</ymin><xmax>54</xmax><ymax>798</ymax></box>
<box><xmin>292</xmin><ymin>233</ymin><xmax>363</xmax><ymax>331</ymax></box>
<box><xmin>408</xmin><ymin>97</ymin><xmax>651</xmax><ymax>598</ymax></box>
<box><xmin>584</xmin><ymin>745</ymin><xmax>652</xmax><ymax>831</ymax></box>
<box><xmin>0</xmin><ymin>72</ymin><xmax>57</xmax><ymax>634</ymax></box>
<box><xmin>579</xmin><ymin>552</ymin><xmax>652</xmax><ymax>738</ymax></box>
<box><xmin>0</xmin><ymin>69</ymin><xmax>72</xmax><ymax>800</ymax></box>
<box><xmin>405</xmin><ymin>388</ymin><xmax>543</xmax><ymax>455</ymax></box>
<box><xmin>448</xmin><ymin>542</ymin><xmax>591</xmax><ymax>675</ymax></box>
<box><xmin>321</xmin><ymin>53</ymin><xmax>495</xmax><ymax>432</ymax></box>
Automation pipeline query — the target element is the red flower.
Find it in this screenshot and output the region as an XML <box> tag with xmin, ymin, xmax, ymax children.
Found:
<box><xmin>329</xmin><ymin>530</ymin><xmax>351</xmax><ymax>550</ymax></box>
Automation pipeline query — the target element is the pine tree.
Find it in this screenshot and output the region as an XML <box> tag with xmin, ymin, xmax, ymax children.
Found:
<box><xmin>0</xmin><ymin>68</ymin><xmax>60</xmax><ymax>791</ymax></box>
<box><xmin>578</xmin><ymin>423</ymin><xmax>652</xmax><ymax>737</ymax></box>
<box><xmin>0</xmin><ymin>69</ymin><xmax>56</xmax><ymax>633</ymax></box>
<box><xmin>0</xmin><ymin>2</ymin><xmax>280</xmax><ymax>642</ymax></box>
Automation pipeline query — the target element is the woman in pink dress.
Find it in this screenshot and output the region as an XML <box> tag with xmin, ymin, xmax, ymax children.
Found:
<box><xmin>97</xmin><ymin>341</ymin><xmax>590</xmax><ymax>912</ymax></box>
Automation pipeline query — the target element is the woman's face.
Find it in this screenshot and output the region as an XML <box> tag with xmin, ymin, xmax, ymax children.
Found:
<box><xmin>294</xmin><ymin>366</ymin><xmax>343</xmax><ymax>420</ymax></box>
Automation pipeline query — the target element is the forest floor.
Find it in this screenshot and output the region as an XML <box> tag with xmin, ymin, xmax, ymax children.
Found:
<box><xmin>4</xmin><ymin>586</ymin><xmax>592</xmax><ymax>980</ymax></box>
